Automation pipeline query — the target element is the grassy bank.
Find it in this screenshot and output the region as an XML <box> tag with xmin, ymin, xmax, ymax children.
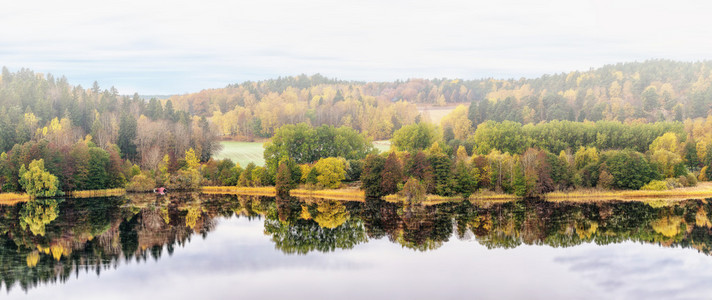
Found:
<box><xmin>544</xmin><ymin>182</ymin><xmax>712</xmax><ymax>202</ymax></box>
<box><xmin>0</xmin><ymin>188</ymin><xmax>126</xmax><ymax>205</ymax></box>
<box><xmin>0</xmin><ymin>193</ymin><xmax>30</xmax><ymax>205</ymax></box>
<box><xmin>381</xmin><ymin>182</ymin><xmax>712</xmax><ymax>205</ymax></box>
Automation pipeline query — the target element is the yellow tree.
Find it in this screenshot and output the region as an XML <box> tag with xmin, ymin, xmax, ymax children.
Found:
<box><xmin>18</xmin><ymin>159</ymin><xmax>58</xmax><ymax>197</ymax></box>
<box><xmin>314</xmin><ymin>157</ymin><xmax>346</xmax><ymax>189</ymax></box>
<box><xmin>185</xmin><ymin>148</ymin><xmax>200</xmax><ymax>170</ymax></box>
<box><xmin>649</xmin><ymin>132</ymin><xmax>684</xmax><ymax>178</ymax></box>
<box><xmin>440</xmin><ymin>105</ymin><xmax>473</xmax><ymax>140</ymax></box>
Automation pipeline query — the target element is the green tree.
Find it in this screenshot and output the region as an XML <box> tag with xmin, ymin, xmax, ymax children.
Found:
<box><xmin>512</xmin><ymin>163</ymin><xmax>527</xmax><ymax>197</ymax></box>
<box><xmin>361</xmin><ymin>154</ymin><xmax>386</xmax><ymax>198</ymax></box>
<box><xmin>453</xmin><ymin>159</ymin><xmax>478</xmax><ymax>196</ymax></box>
<box><xmin>391</xmin><ymin>123</ymin><xmax>439</xmax><ymax>152</ymax></box>
<box><xmin>264</xmin><ymin>123</ymin><xmax>373</xmax><ymax>176</ymax></box>
<box><xmin>87</xmin><ymin>147</ymin><xmax>110</xmax><ymax>189</ymax></box>
<box><xmin>238</xmin><ymin>162</ymin><xmax>256</xmax><ymax>186</ymax></box>
<box><xmin>118</xmin><ymin>114</ymin><xmax>137</xmax><ymax>160</ymax></box>
<box><xmin>605</xmin><ymin>150</ymin><xmax>660</xmax><ymax>190</ymax></box>
<box><xmin>428</xmin><ymin>148</ymin><xmax>454</xmax><ymax>196</ymax></box>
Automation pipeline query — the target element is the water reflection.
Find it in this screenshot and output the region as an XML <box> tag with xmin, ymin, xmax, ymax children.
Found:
<box><xmin>2</xmin><ymin>194</ymin><xmax>712</xmax><ymax>293</ymax></box>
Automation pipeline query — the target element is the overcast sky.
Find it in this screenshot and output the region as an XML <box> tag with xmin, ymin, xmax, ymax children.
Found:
<box><xmin>2</xmin><ymin>0</ymin><xmax>712</xmax><ymax>94</ymax></box>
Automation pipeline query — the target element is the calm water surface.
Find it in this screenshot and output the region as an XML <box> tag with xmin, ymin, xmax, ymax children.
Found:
<box><xmin>2</xmin><ymin>194</ymin><xmax>712</xmax><ymax>299</ymax></box>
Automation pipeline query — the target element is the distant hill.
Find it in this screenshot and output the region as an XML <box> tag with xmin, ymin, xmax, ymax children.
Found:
<box><xmin>139</xmin><ymin>95</ymin><xmax>174</xmax><ymax>100</ymax></box>
<box><xmin>166</xmin><ymin>60</ymin><xmax>712</xmax><ymax>139</ymax></box>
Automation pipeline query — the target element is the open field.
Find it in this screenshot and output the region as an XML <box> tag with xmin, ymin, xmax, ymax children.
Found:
<box><xmin>417</xmin><ymin>103</ymin><xmax>469</xmax><ymax>125</ymax></box>
<box><xmin>373</xmin><ymin>140</ymin><xmax>391</xmax><ymax>153</ymax></box>
<box><xmin>214</xmin><ymin>141</ymin><xmax>266</xmax><ymax>167</ymax></box>
<box><xmin>214</xmin><ymin>140</ymin><xmax>393</xmax><ymax>166</ymax></box>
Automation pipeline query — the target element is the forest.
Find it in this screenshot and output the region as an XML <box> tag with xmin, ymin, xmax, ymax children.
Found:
<box><xmin>1</xmin><ymin>59</ymin><xmax>712</xmax><ymax>198</ymax></box>
<box><xmin>170</xmin><ymin>59</ymin><xmax>712</xmax><ymax>140</ymax></box>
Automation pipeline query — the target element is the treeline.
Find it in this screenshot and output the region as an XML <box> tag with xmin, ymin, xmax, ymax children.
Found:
<box><xmin>199</xmin><ymin>119</ymin><xmax>710</xmax><ymax>198</ymax></box>
<box><xmin>0</xmin><ymin>136</ymin><xmax>215</xmax><ymax>196</ymax></box>
<box><xmin>0</xmin><ymin>68</ymin><xmax>220</xmax><ymax>169</ymax></box>
<box><xmin>360</xmin><ymin>119</ymin><xmax>710</xmax><ymax>198</ymax></box>
<box><xmin>467</xmin><ymin>59</ymin><xmax>712</xmax><ymax>125</ymax></box>
<box><xmin>0</xmin><ymin>67</ymin><xmax>222</xmax><ymax>194</ymax></box>
<box><xmin>165</xmin><ymin>60</ymin><xmax>712</xmax><ymax>140</ymax></box>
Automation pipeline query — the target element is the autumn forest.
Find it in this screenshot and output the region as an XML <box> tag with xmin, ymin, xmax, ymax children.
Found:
<box><xmin>1</xmin><ymin>59</ymin><xmax>712</xmax><ymax>200</ymax></box>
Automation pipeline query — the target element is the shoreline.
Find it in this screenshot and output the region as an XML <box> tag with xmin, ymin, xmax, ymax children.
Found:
<box><xmin>2</xmin><ymin>182</ymin><xmax>712</xmax><ymax>205</ymax></box>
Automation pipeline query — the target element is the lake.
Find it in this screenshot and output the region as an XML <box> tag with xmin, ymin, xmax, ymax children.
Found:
<box><xmin>2</xmin><ymin>194</ymin><xmax>712</xmax><ymax>299</ymax></box>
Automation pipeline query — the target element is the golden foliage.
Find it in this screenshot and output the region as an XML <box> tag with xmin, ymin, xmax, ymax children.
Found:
<box><xmin>651</xmin><ymin>216</ymin><xmax>683</xmax><ymax>238</ymax></box>
<box><xmin>26</xmin><ymin>251</ymin><xmax>40</xmax><ymax>268</ymax></box>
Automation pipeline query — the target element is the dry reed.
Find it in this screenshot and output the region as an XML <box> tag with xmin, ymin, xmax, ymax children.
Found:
<box><xmin>65</xmin><ymin>188</ymin><xmax>126</xmax><ymax>198</ymax></box>
<box><xmin>201</xmin><ymin>186</ymin><xmax>277</xmax><ymax>196</ymax></box>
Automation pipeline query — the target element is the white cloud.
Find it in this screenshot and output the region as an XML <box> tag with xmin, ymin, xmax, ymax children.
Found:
<box><xmin>2</xmin><ymin>0</ymin><xmax>712</xmax><ymax>94</ymax></box>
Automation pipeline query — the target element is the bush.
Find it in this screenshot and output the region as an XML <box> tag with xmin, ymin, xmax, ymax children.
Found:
<box><xmin>685</xmin><ymin>173</ymin><xmax>698</xmax><ymax>187</ymax></box>
<box><xmin>640</xmin><ymin>180</ymin><xmax>669</xmax><ymax>191</ymax></box>
<box><xmin>125</xmin><ymin>174</ymin><xmax>156</xmax><ymax>192</ymax></box>
<box><xmin>400</xmin><ymin>177</ymin><xmax>426</xmax><ymax>204</ymax></box>
<box><xmin>166</xmin><ymin>169</ymin><xmax>202</xmax><ymax>190</ymax></box>
<box><xmin>665</xmin><ymin>178</ymin><xmax>683</xmax><ymax>189</ymax></box>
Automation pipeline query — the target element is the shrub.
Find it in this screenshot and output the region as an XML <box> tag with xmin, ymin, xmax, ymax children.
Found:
<box><xmin>126</xmin><ymin>174</ymin><xmax>156</xmax><ymax>192</ymax></box>
<box><xmin>400</xmin><ymin>177</ymin><xmax>426</xmax><ymax>204</ymax></box>
<box><xmin>640</xmin><ymin>180</ymin><xmax>669</xmax><ymax>191</ymax></box>
<box><xmin>664</xmin><ymin>178</ymin><xmax>683</xmax><ymax>189</ymax></box>
<box><xmin>166</xmin><ymin>169</ymin><xmax>202</xmax><ymax>190</ymax></box>
<box><xmin>685</xmin><ymin>173</ymin><xmax>698</xmax><ymax>187</ymax></box>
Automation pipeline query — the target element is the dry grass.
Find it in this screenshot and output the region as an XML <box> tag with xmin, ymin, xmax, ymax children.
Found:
<box><xmin>417</xmin><ymin>103</ymin><xmax>469</xmax><ymax>125</ymax></box>
<box><xmin>290</xmin><ymin>188</ymin><xmax>365</xmax><ymax>202</ymax></box>
<box><xmin>545</xmin><ymin>182</ymin><xmax>712</xmax><ymax>202</ymax></box>
<box><xmin>201</xmin><ymin>186</ymin><xmax>276</xmax><ymax>196</ymax></box>
<box><xmin>469</xmin><ymin>190</ymin><xmax>519</xmax><ymax>202</ymax></box>
<box><xmin>65</xmin><ymin>188</ymin><xmax>126</xmax><ymax>198</ymax></box>
<box><xmin>0</xmin><ymin>193</ymin><xmax>30</xmax><ymax>205</ymax></box>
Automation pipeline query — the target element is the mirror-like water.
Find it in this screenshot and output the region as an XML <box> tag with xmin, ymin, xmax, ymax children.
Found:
<box><xmin>2</xmin><ymin>194</ymin><xmax>712</xmax><ymax>299</ymax></box>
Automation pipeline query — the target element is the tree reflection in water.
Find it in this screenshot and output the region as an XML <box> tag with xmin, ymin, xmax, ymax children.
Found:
<box><xmin>2</xmin><ymin>194</ymin><xmax>712</xmax><ymax>292</ymax></box>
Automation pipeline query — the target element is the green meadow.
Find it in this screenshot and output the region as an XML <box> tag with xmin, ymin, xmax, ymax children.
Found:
<box><xmin>213</xmin><ymin>142</ymin><xmax>266</xmax><ymax>167</ymax></box>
